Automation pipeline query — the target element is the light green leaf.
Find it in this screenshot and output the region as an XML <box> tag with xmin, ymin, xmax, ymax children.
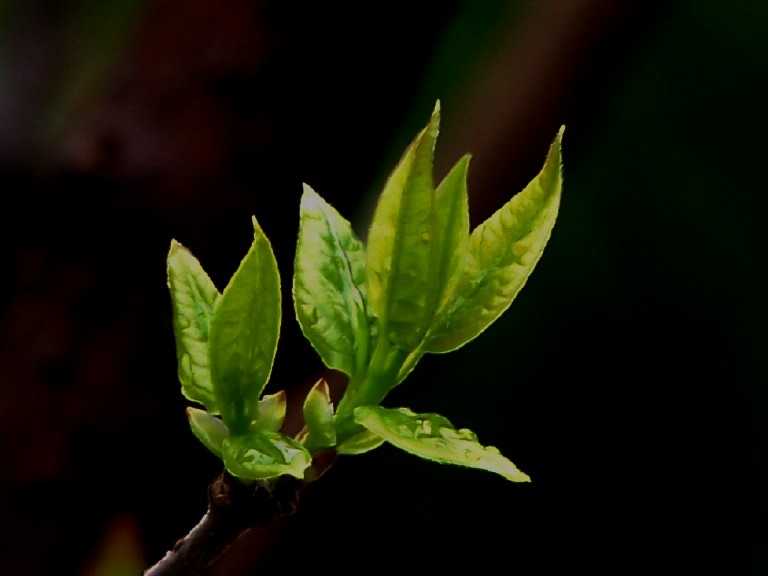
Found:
<box><xmin>425</xmin><ymin>127</ymin><xmax>564</xmax><ymax>353</ymax></box>
<box><xmin>335</xmin><ymin>428</ymin><xmax>385</xmax><ymax>455</ymax></box>
<box><xmin>186</xmin><ymin>407</ymin><xmax>229</xmax><ymax>459</ymax></box>
<box><xmin>209</xmin><ymin>216</ymin><xmax>281</xmax><ymax>434</ymax></box>
<box><xmin>167</xmin><ymin>240</ymin><xmax>220</xmax><ymax>413</ymax></box>
<box><xmin>293</xmin><ymin>184</ymin><xmax>373</xmax><ymax>377</ymax></box>
<box><xmin>222</xmin><ymin>431</ymin><xmax>311</xmax><ymax>480</ymax></box>
<box><xmin>301</xmin><ymin>378</ymin><xmax>336</xmax><ymax>453</ymax></box>
<box><xmin>367</xmin><ymin>103</ymin><xmax>441</xmax><ymax>351</ymax></box>
<box><xmin>431</xmin><ymin>154</ymin><xmax>471</xmax><ymax>313</ymax></box>
<box><xmin>255</xmin><ymin>391</ymin><xmax>287</xmax><ymax>433</ymax></box>
<box><xmin>354</xmin><ymin>405</ymin><xmax>530</xmax><ymax>482</ymax></box>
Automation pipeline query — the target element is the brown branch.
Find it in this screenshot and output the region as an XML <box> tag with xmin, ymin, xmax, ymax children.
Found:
<box><xmin>143</xmin><ymin>471</ymin><xmax>303</xmax><ymax>576</ymax></box>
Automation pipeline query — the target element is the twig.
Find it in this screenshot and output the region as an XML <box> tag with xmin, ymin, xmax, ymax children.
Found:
<box><xmin>143</xmin><ymin>472</ymin><xmax>303</xmax><ymax>576</ymax></box>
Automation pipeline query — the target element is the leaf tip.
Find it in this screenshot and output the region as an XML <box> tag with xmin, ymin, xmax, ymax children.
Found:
<box><xmin>429</xmin><ymin>100</ymin><xmax>441</xmax><ymax>136</ymax></box>
<box><xmin>167</xmin><ymin>239</ymin><xmax>185</xmax><ymax>260</ymax></box>
<box><xmin>546</xmin><ymin>125</ymin><xmax>565</xmax><ymax>173</ymax></box>
<box><xmin>432</xmin><ymin>99</ymin><xmax>441</xmax><ymax>117</ymax></box>
<box><xmin>506</xmin><ymin>466</ymin><xmax>532</xmax><ymax>483</ymax></box>
<box><xmin>312</xmin><ymin>377</ymin><xmax>332</xmax><ymax>402</ymax></box>
<box><xmin>300</xmin><ymin>183</ymin><xmax>322</xmax><ymax>212</ymax></box>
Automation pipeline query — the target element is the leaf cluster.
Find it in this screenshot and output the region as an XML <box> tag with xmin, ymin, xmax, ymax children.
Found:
<box><xmin>167</xmin><ymin>102</ymin><xmax>563</xmax><ymax>483</ymax></box>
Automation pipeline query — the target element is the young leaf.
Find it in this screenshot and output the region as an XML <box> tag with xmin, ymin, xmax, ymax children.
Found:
<box><xmin>431</xmin><ymin>154</ymin><xmax>471</xmax><ymax>312</ymax></box>
<box><xmin>222</xmin><ymin>431</ymin><xmax>311</xmax><ymax>481</ymax></box>
<box><xmin>293</xmin><ymin>185</ymin><xmax>373</xmax><ymax>377</ymax></box>
<box><xmin>167</xmin><ymin>240</ymin><xmax>220</xmax><ymax>413</ymax></box>
<box><xmin>255</xmin><ymin>390</ymin><xmax>287</xmax><ymax>433</ymax></box>
<box><xmin>425</xmin><ymin>127</ymin><xmax>564</xmax><ymax>353</ymax></box>
<box><xmin>301</xmin><ymin>378</ymin><xmax>336</xmax><ymax>454</ymax></box>
<box><xmin>334</xmin><ymin>132</ymin><xmax>471</xmax><ymax>425</ymax></box>
<box><xmin>354</xmin><ymin>405</ymin><xmax>530</xmax><ymax>482</ymax></box>
<box><xmin>209</xmin><ymin>217</ymin><xmax>281</xmax><ymax>434</ymax></box>
<box><xmin>186</xmin><ymin>407</ymin><xmax>229</xmax><ymax>458</ymax></box>
<box><xmin>367</xmin><ymin>103</ymin><xmax>441</xmax><ymax>351</ymax></box>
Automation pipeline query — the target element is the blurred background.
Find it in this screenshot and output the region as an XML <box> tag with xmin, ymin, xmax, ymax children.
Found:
<box><xmin>1</xmin><ymin>0</ymin><xmax>766</xmax><ymax>573</ymax></box>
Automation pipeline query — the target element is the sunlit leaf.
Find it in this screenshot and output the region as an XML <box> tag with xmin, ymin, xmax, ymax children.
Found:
<box><xmin>294</xmin><ymin>185</ymin><xmax>373</xmax><ymax>377</ymax></box>
<box><xmin>301</xmin><ymin>378</ymin><xmax>336</xmax><ymax>453</ymax></box>
<box><xmin>210</xmin><ymin>216</ymin><xmax>281</xmax><ymax>434</ymax></box>
<box><xmin>425</xmin><ymin>127</ymin><xmax>563</xmax><ymax>353</ymax></box>
<box><xmin>167</xmin><ymin>240</ymin><xmax>220</xmax><ymax>413</ymax></box>
<box><xmin>254</xmin><ymin>390</ymin><xmax>287</xmax><ymax>433</ymax></box>
<box><xmin>222</xmin><ymin>431</ymin><xmax>311</xmax><ymax>480</ymax></box>
<box><xmin>187</xmin><ymin>407</ymin><xmax>229</xmax><ymax>458</ymax></box>
<box><xmin>354</xmin><ymin>405</ymin><xmax>530</xmax><ymax>482</ymax></box>
<box><xmin>367</xmin><ymin>103</ymin><xmax>441</xmax><ymax>351</ymax></box>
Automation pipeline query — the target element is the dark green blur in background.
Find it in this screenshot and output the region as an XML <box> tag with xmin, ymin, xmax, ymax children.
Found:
<box><xmin>1</xmin><ymin>1</ymin><xmax>765</xmax><ymax>574</ymax></box>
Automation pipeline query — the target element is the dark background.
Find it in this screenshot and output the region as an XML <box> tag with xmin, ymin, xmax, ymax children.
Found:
<box><xmin>1</xmin><ymin>1</ymin><xmax>765</xmax><ymax>574</ymax></box>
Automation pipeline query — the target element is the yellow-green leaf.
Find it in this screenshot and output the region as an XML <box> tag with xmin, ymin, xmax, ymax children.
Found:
<box><xmin>222</xmin><ymin>431</ymin><xmax>311</xmax><ymax>481</ymax></box>
<box><xmin>367</xmin><ymin>103</ymin><xmax>440</xmax><ymax>351</ymax></box>
<box><xmin>425</xmin><ymin>127</ymin><xmax>563</xmax><ymax>353</ymax></box>
<box><xmin>255</xmin><ymin>390</ymin><xmax>287</xmax><ymax>433</ymax></box>
<box><xmin>354</xmin><ymin>405</ymin><xmax>530</xmax><ymax>482</ymax></box>
<box><xmin>167</xmin><ymin>240</ymin><xmax>220</xmax><ymax>413</ymax></box>
<box><xmin>301</xmin><ymin>378</ymin><xmax>336</xmax><ymax>453</ymax></box>
<box><xmin>186</xmin><ymin>407</ymin><xmax>229</xmax><ymax>459</ymax></box>
<box><xmin>210</xmin><ymin>216</ymin><xmax>281</xmax><ymax>434</ymax></box>
<box><xmin>293</xmin><ymin>185</ymin><xmax>373</xmax><ymax>377</ymax></box>
<box><xmin>431</xmin><ymin>154</ymin><xmax>471</xmax><ymax>312</ymax></box>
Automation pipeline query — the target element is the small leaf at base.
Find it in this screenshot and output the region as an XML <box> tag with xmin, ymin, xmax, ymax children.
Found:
<box><xmin>187</xmin><ymin>407</ymin><xmax>229</xmax><ymax>459</ymax></box>
<box><xmin>302</xmin><ymin>378</ymin><xmax>336</xmax><ymax>453</ymax></box>
<box><xmin>254</xmin><ymin>390</ymin><xmax>287</xmax><ymax>433</ymax></box>
<box><xmin>222</xmin><ymin>431</ymin><xmax>311</xmax><ymax>480</ymax></box>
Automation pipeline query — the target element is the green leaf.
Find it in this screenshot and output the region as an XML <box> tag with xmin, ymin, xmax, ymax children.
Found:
<box><xmin>167</xmin><ymin>240</ymin><xmax>220</xmax><ymax>413</ymax></box>
<box><xmin>255</xmin><ymin>390</ymin><xmax>287</xmax><ymax>433</ymax></box>
<box><xmin>425</xmin><ymin>127</ymin><xmax>564</xmax><ymax>353</ymax></box>
<box><xmin>293</xmin><ymin>184</ymin><xmax>373</xmax><ymax>377</ymax></box>
<box><xmin>222</xmin><ymin>431</ymin><xmax>311</xmax><ymax>480</ymax></box>
<box><xmin>335</xmin><ymin>428</ymin><xmax>385</xmax><ymax>455</ymax></box>
<box><xmin>354</xmin><ymin>405</ymin><xmax>530</xmax><ymax>482</ymax></box>
<box><xmin>186</xmin><ymin>407</ymin><xmax>229</xmax><ymax>458</ymax></box>
<box><xmin>301</xmin><ymin>378</ymin><xmax>336</xmax><ymax>453</ymax></box>
<box><xmin>431</xmin><ymin>154</ymin><xmax>471</xmax><ymax>313</ymax></box>
<box><xmin>367</xmin><ymin>103</ymin><xmax>441</xmax><ymax>351</ymax></box>
<box><xmin>209</xmin><ymin>216</ymin><xmax>281</xmax><ymax>434</ymax></box>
